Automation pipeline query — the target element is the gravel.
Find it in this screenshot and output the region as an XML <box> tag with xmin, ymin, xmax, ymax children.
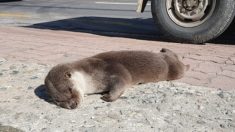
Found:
<box><xmin>0</xmin><ymin>58</ymin><xmax>234</xmax><ymax>132</ymax></box>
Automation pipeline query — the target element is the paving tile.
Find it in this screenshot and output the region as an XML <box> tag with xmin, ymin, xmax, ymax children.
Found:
<box><xmin>209</xmin><ymin>76</ymin><xmax>235</xmax><ymax>90</ymax></box>
<box><xmin>195</xmin><ymin>62</ymin><xmax>223</xmax><ymax>73</ymax></box>
<box><xmin>219</xmin><ymin>70</ymin><xmax>235</xmax><ymax>78</ymax></box>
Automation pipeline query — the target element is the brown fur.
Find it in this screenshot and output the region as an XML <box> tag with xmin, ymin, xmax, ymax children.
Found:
<box><xmin>45</xmin><ymin>48</ymin><xmax>189</xmax><ymax>109</ymax></box>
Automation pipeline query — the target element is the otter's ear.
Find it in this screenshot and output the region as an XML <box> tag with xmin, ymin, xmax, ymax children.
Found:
<box><xmin>160</xmin><ymin>48</ymin><xmax>173</xmax><ymax>53</ymax></box>
<box><xmin>65</xmin><ymin>72</ymin><xmax>72</xmax><ymax>78</ymax></box>
<box><xmin>160</xmin><ymin>48</ymin><xmax>167</xmax><ymax>52</ymax></box>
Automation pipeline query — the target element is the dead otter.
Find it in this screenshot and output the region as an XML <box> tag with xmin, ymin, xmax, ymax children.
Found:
<box><xmin>45</xmin><ymin>48</ymin><xmax>189</xmax><ymax>109</ymax></box>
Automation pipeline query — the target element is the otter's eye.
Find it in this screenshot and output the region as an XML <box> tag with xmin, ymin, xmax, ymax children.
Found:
<box><xmin>68</xmin><ymin>87</ymin><xmax>72</xmax><ymax>93</ymax></box>
<box><xmin>65</xmin><ymin>72</ymin><xmax>72</xmax><ymax>78</ymax></box>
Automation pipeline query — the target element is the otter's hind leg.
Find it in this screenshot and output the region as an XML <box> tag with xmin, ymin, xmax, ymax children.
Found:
<box><xmin>101</xmin><ymin>76</ymin><xmax>127</xmax><ymax>102</ymax></box>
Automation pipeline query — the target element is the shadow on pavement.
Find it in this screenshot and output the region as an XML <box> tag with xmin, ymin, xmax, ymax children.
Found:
<box><xmin>27</xmin><ymin>16</ymin><xmax>235</xmax><ymax>45</ymax></box>
<box><xmin>0</xmin><ymin>0</ymin><xmax>21</xmax><ymax>3</ymax></box>
<box><xmin>34</xmin><ymin>85</ymin><xmax>53</xmax><ymax>104</ymax></box>
<box><xmin>212</xmin><ymin>19</ymin><xmax>235</xmax><ymax>45</ymax></box>
<box><xmin>26</xmin><ymin>16</ymin><xmax>165</xmax><ymax>41</ymax></box>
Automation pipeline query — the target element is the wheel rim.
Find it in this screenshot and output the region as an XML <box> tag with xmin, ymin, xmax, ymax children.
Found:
<box><xmin>166</xmin><ymin>0</ymin><xmax>216</xmax><ymax>27</ymax></box>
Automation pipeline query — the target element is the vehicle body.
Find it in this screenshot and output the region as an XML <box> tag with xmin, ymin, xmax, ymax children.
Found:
<box><xmin>137</xmin><ymin>0</ymin><xmax>235</xmax><ymax>43</ymax></box>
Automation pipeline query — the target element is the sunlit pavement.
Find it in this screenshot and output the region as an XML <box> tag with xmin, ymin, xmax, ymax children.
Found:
<box><xmin>0</xmin><ymin>0</ymin><xmax>235</xmax><ymax>90</ymax></box>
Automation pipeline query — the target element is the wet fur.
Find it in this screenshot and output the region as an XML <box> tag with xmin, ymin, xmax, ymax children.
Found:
<box><xmin>45</xmin><ymin>48</ymin><xmax>189</xmax><ymax>109</ymax></box>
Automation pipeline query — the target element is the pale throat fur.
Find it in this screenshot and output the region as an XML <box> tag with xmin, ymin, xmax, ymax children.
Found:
<box><xmin>71</xmin><ymin>71</ymin><xmax>97</xmax><ymax>99</ymax></box>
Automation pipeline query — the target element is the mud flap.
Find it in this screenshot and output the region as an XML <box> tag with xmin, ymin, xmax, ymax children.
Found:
<box><xmin>137</xmin><ymin>0</ymin><xmax>148</xmax><ymax>13</ymax></box>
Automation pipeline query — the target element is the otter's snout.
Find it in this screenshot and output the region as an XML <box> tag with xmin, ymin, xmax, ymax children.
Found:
<box><xmin>56</xmin><ymin>98</ymin><xmax>79</xmax><ymax>109</ymax></box>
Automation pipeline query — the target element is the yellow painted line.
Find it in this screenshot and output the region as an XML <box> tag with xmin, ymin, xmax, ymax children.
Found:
<box><xmin>0</xmin><ymin>12</ymin><xmax>30</xmax><ymax>18</ymax></box>
<box><xmin>95</xmin><ymin>1</ymin><xmax>150</xmax><ymax>5</ymax></box>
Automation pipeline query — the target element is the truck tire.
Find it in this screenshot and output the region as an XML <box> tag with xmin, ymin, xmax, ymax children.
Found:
<box><xmin>151</xmin><ymin>0</ymin><xmax>235</xmax><ymax>43</ymax></box>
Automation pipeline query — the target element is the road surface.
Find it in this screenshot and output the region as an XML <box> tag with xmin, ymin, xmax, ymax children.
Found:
<box><xmin>0</xmin><ymin>0</ymin><xmax>234</xmax><ymax>42</ymax></box>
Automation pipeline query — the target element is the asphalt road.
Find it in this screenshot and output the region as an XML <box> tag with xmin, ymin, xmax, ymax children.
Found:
<box><xmin>0</xmin><ymin>0</ymin><xmax>234</xmax><ymax>43</ymax></box>
<box><xmin>0</xmin><ymin>0</ymin><xmax>152</xmax><ymax>20</ymax></box>
<box><xmin>0</xmin><ymin>0</ymin><xmax>158</xmax><ymax>38</ymax></box>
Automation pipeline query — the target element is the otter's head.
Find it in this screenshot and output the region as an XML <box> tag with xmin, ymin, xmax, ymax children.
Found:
<box><xmin>160</xmin><ymin>48</ymin><xmax>190</xmax><ymax>80</ymax></box>
<box><xmin>45</xmin><ymin>64</ymin><xmax>82</xmax><ymax>109</ymax></box>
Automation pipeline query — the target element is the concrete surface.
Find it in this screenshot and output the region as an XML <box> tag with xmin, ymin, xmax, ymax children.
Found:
<box><xmin>0</xmin><ymin>59</ymin><xmax>234</xmax><ymax>132</ymax></box>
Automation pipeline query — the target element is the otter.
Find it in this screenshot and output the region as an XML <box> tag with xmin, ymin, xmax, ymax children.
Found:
<box><xmin>45</xmin><ymin>48</ymin><xmax>189</xmax><ymax>109</ymax></box>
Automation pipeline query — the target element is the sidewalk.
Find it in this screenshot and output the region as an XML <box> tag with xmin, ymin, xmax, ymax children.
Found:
<box><xmin>0</xmin><ymin>27</ymin><xmax>235</xmax><ymax>90</ymax></box>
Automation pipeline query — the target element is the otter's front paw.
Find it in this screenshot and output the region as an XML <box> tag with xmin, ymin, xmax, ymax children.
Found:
<box><xmin>101</xmin><ymin>94</ymin><xmax>114</xmax><ymax>102</ymax></box>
